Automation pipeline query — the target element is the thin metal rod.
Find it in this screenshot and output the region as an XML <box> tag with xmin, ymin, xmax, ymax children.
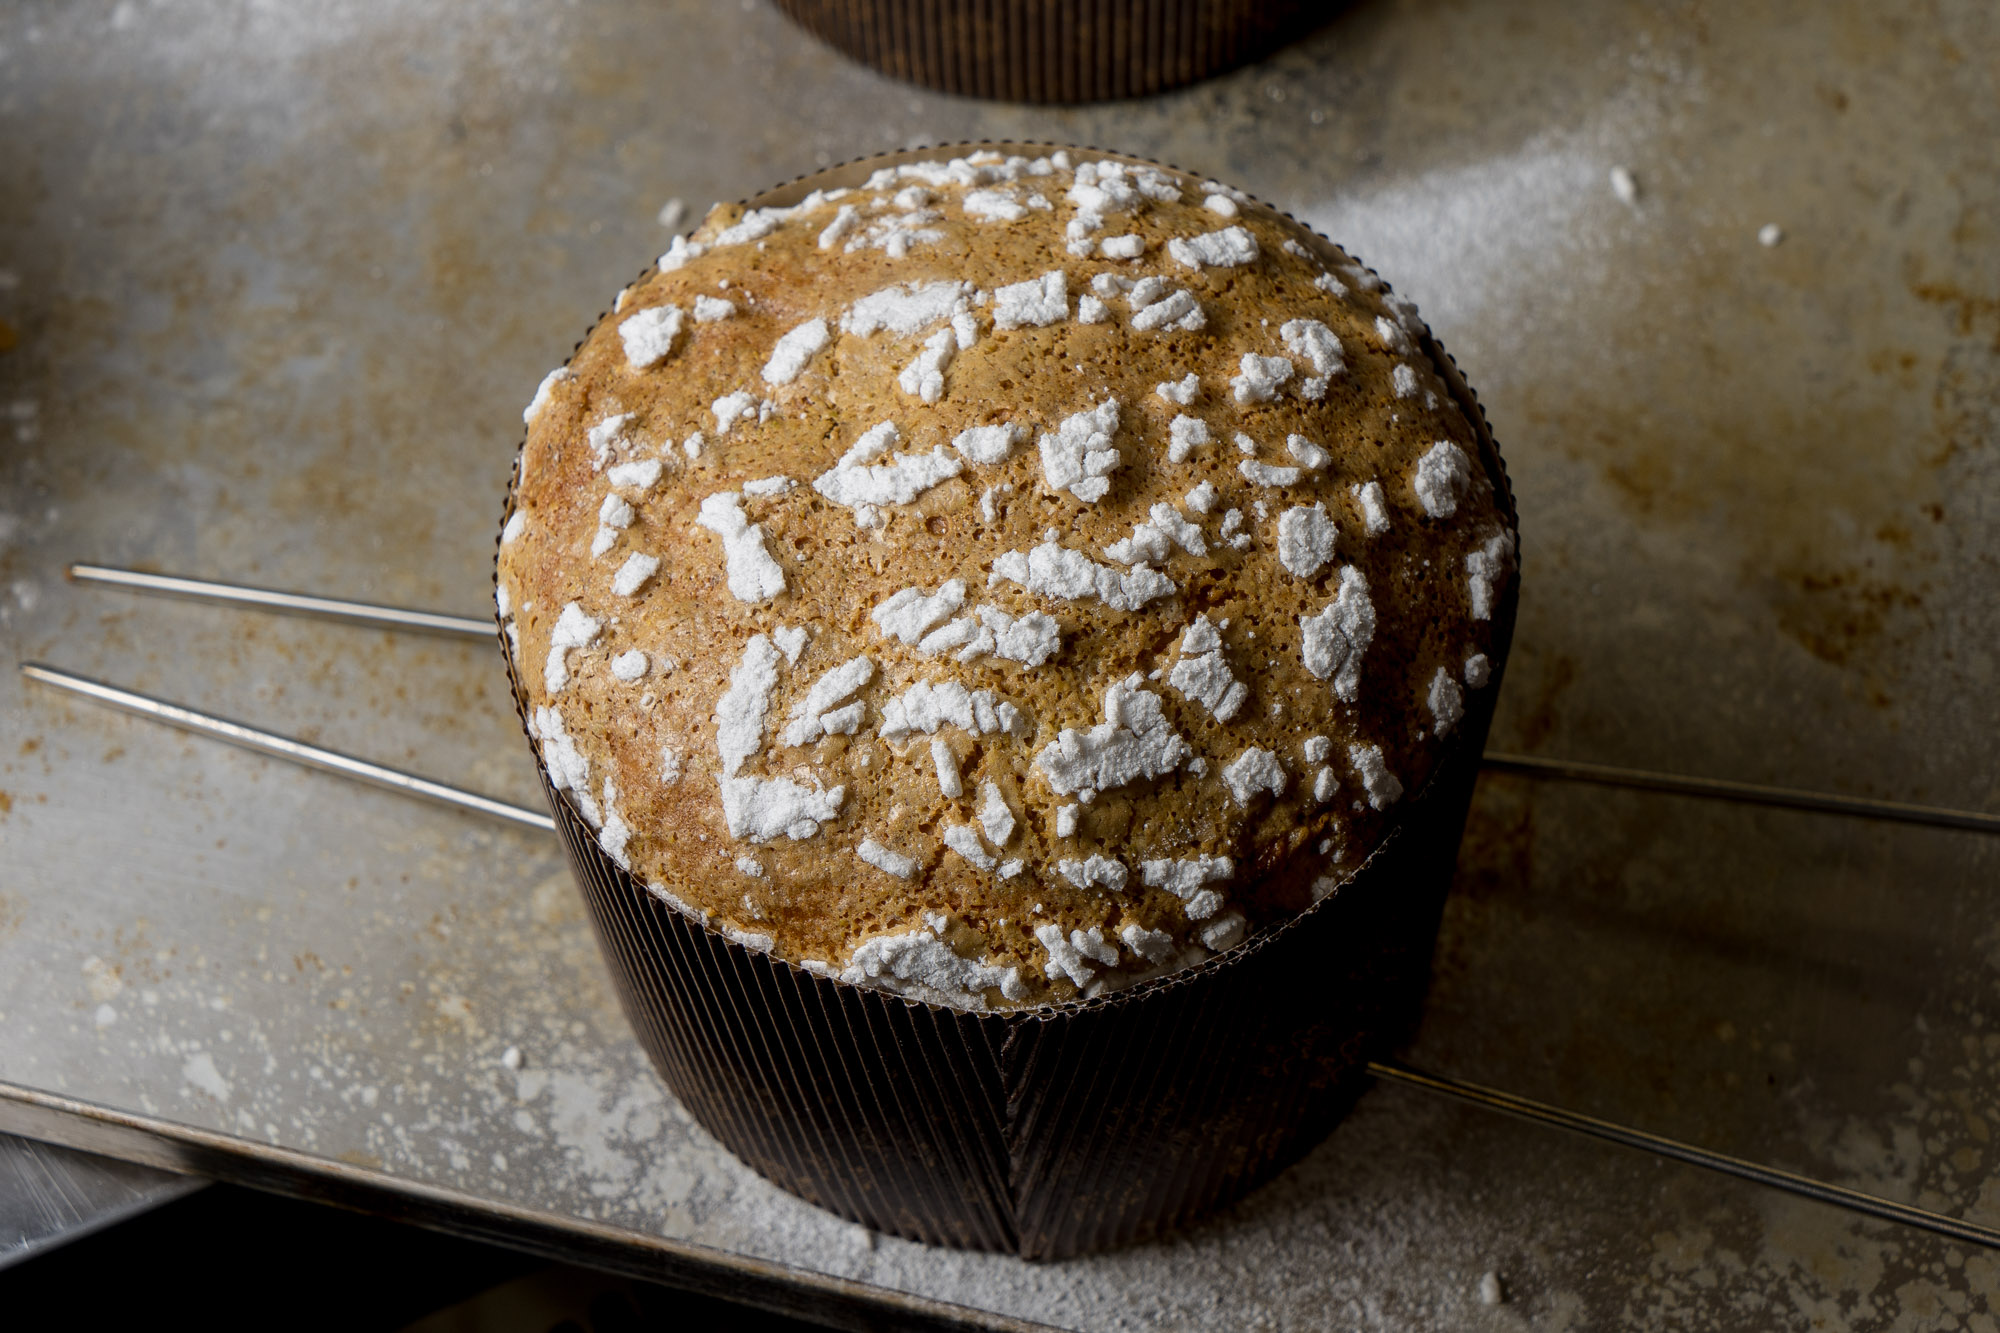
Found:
<box><xmin>19</xmin><ymin>663</ymin><xmax>554</xmax><ymax>834</ymax></box>
<box><xmin>1483</xmin><ymin>751</ymin><xmax>2000</xmax><ymax>836</ymax></box>
<box><xmin>65</xmin><ymin>565</ymin><xmax>2000</xmax><ymax>837</ymax></box>
<box><xmin>1368</xmin><ymin>1059</ymin><xmax>2000</xmax><ymax>1251</ymax></box>
<box><xmin>24</xmin><ymin>657</ymin><xmax>1992</xmax><ymax>1253</ymax></box>
<box><xmin>69</xmin><ymin>564</ymin><xmax>493</xmax><ymax>641</ymax></box>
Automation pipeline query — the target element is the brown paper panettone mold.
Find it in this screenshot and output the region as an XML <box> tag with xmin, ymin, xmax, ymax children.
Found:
<box><xmin>771</xmin><ymin>0</ymin><xmax>1335</xmax><ymax>104</ymax></box>
<box><xmin>495</xmin><ymin>143</ymin><xmax>1518</xmax><ymax>1257</ymax></box>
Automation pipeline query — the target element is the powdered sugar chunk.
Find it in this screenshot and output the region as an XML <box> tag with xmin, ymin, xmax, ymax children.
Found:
<box><xmin>978</xmin><ymin>782</ymin><xmax>1016</xmax><ymax>845</ymax></box>
<box><xmin>1169</xmin><ymin>615</ymin><xmax>1248</xmax><ymax>723</ymax></box>
<box><xmin>1300</xmin><ymin>566</ymin><xmax>1375</xmax><ymax>701</ymax></box>
<box><xmin>1276</xmin><ymin>503</ymin><xmax>1337</xmax><ymax>578</ymax></box>
<box><xmin>1232</xmin><ymin>353</ymin><xmax>1293</xmax><ymax>404</ymax></box>
<box><xmin>1037</xmin><ymin>924</ymin><xmax>1099</xmax><ymax>988</ymax></box>
<box><xmin>1076</xmin><ymin>294</ymin><xmax>1111</xmax><ymax>324</ymax></box>
<box><xmin>873</xmin><ymin>579</ymin><xmax>967</xmax><ymax>644</ymax></box>
<box><xmin>607</xmin><ymin>457</ymin><xmax>662</xmax><ymax>492</ymax></box>
<box><xmin>988</xmin><ymin>536</ymin><xmax>1174</xmax><ymax>612</ymax></box>
<box><xmin>1239</xmin><ymin>460</ymin><xmax>1302</xmax><ymax>487</ymax></box>
<box><xmin>843</xmin><ymin>928</ymin><xmax>1025</xmax><ymax>1009</ymax></box>
<box><xmin>1353</xmin><ymin>480</ymin><xmax>1391</xmax><ymax>535</ymax></box>
<box><xmin>1141</xmin><ymin>854</ymin><xmax>1232</xmax><ymax>921</ymax></box>
<box><xmin>841</xmin><ymin>280</ymin><xmax>976</xmax><ymax>336</ymax></box>
<box><xmin>1185</xmin><ymin>481</ymin><xmax>1217</xmax><ymax>513</ymax></box>
<box><xmin>502</xmin><ymin>511</ymin><xmax>526</xmax><ymax>545</ymax></box>
<box><xmin>857</xmin><ymin>838</ymin><xmax>917</xmax><ymax>879</ymax></box>
<box><xmin>531</xmin><ymin>706</ymin><xmax>591</xmax><ymax>817</ymax></box>
<box><xmin>1058</xmin><ymin>855</ymin><xmax>1128</xmax><ymax>892</ymax></box>
<box><xmin>1166</xmin><ymin>415</ymin><xmax>1211</xmax><ymax>463</ymax></box>
<box><xmin>693</xmin><ymin>295</ymin><xmax>735</xmax><ymax>323</ymax></box>
<box><xmin>1099</xmin><ymin>235</ymin><xmax>1145</xmax><ymax>259</ymax></box>
<box><xmin>719</xmin><ymin>775</ymin><xmax>844</xmax><ymax>842</ymax></box>
<box><xmin>1155</xmin><ymin>374</ymin><xmax>1199</xmax><ymax>406</ymax></box>
<box><xmin>619</xmin><ymin>305</ymin><xmax>685</xmax><ymax>369</ymax></box>
<box><xmin>1221</xmin><ymin>747</ymin><xmax>1286</xmax><ymax>807</ymax></box>
<box><xmin>1428</xmin><ymin>666</ymin><xmax>1465</xmax><ymax>736</ymax></box>
<box><xmin>993</xmin><ymin>270</ymin><xmax>1068</xmax><ymax>329</ymax></box>
<box><xmin>762</xmin><ymin>317</ymin><xmax>830</xmax><ymax>385</ymax></box>
<box><xmin>1350</xmin><ymin>742</ymin><xmax>1403</xmax><ymax>809</ymax></box>
<box><xmin>952</xmin><ymin>423</ymin><xmax>1027</xmax><ymax>464</ymax></box>
<box><xmin>524</xmin><ymin>367</ymin><xmax>571</xmax><ymax>425</ymax></box>
<box><xmin>931</xmin><ymin>738</ymin><xmax>963</xmax><ymax>798</ymax></box>
<box><xmin>1121</xmin><ymin>924</ymin><xmax>1177</xmax><ymax>964</ymax></box>
<box><xmin>610</xmin><ymin>650</ymin><xmax>647</xmax><ymax>682</ymax></box>
<box><xmin>897</xmin><ymin>327</ymin><xmax>958</xmax><ymax>402</ymax></box>
<box><xmin>943</xmin><ymin>824</ymin><xmax>995</xmax><ymax>870</ymax></box>
<box><xmin>696</xmin><ymin>492</ymin><xmax>787</xmax><ymax>603</ymax></box>
<box><xmin>781</xmin><ymin>655</ymin><xmax>876</xmax><ymax>748</ymax></box>
<box><xmin>1105</xmin><ymin>502</ymin><xmax>1207</xmax><ymax>566</ymax></box>
<box><xmin>877</xmin><ymin>681</ymin><xmax>1023</xmax><ymax>739</ymax></box>
<box><xmin>1034</xmin><ymin>675</ymin><xmax>1191</xmax><ymax>797</ymax></box>
<box><xmin>1167</xmin><ymin>225</ymin><xmax>1259</xmax><ymax>269</ymax></box>
<box><xmin>611</xmin><ymin>551</ymin><xmax>659</xmax><ymax>596</ymax></box>
<box><xmin>586</xmin><ymin>414</ymin><xmax>633</xmax><ymax>470</ymax></box>
<box><xmin>1285</xmin><ymin>435</ymin><xmax>1330</xmax><ymax>470</ymax></box>
<box><xmin>817</xmin><ymin>205</ymin><xmax>861</xmax><ymax>250</ymax></box>
<box><xmin>1037</xmin><ymin>399</ymin><xmax>1122</xmax><ymax>502</ymax></box>
<box><xmin>1467</xmin><ymin>531</ymin><xmax>1515</xmax><ymax>620</ymax></box>
<box><xmin>711</xmin><ymin>390</ymin><xmax>773</xmax><ymax>435</ymax></box>
<box><xmin>962</xmin><ymin>188</ymin><xmax>1028</xmax><ymax>222</ymax></box>
<box><xmin>1280</xmin><ymin>318</ymin><xmax>1344</xmax><ymax>377</ymax></box>
<box><xmin>1465</xmin><ymin>653</ymin><xmax>1492</xmax><ymax>688</ymax></box>
<box><xmin>713</xmin><ymin>634</ymin><xmax>781</xmax><ymax>777</ymax></box>
<box><xmin>813</xmin><ymin>421</ymin><xmax>963</xmax><ymax>510</ymax></box>
<box><xmin>1129</xmin><ymin>289</ymin><xmax>1205</xmax><ymax>332</ymax></box>
<box><xmin>1414</xmin><ymin>441</ymin><xmax>1474</xmax><ymax>518</ymax></box>
<box><xmin>543</xmin><ymin>601</ymin><xmax>600</xmax><ymax>694</ymax></box>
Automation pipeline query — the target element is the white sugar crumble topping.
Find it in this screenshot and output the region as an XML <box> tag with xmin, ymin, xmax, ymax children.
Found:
<box><xmin>1313</xmin><ymin>767</ymin><xmax>1338</xmax><ymax>803</ymax></box>
<box><xmin>657</xmin><ymin>234</ymin><xmax>705</xmax><ymax>271</ymax></box>
<box><xmin>1140</xmin><ymin>854</ymin><xmax>1232</xmax><ymax>921</ymax></box>
<box><xmin>1204</xmin><ymin>193</ymin><xmax>1239</xmax><ymax>218</ymax></box>
<box><xmin>977</xmin><ymin>782</ymin><xmax>1017</xmax><ymax>845</ymax></box>
<box><xmin>501</xmin><ymin>510</ymin><xmax>526</xmax><ymax>545</ymax></box>
<box><xmin>1353</xmin><ymin>480</ymin><xmax>1392</xmax><ymax>535</ymax></box>
<box><xmin>917</xmin><ymin>604</ymin><xmax>1063</xmax><ymax>668</ymax></box>
<box><xmin>1221</xmin><ymin>747</ymin><xmax>1286</xmax><ymax>806</ymax></box>
<box><xmin>1037</xmin><ymin>924</ymin><xmax>1105</xmax><ymax>987</ymax></box>
<box><xmin>611</xmin><ymin>551</ymin><xmax>659</xmax><ymax>597</ymax></box>
<box><xmin>1276</xmin><ymin>503</ymin><xmax>1337</xmax><ymax>578</ymax></box>
<box><xmin>1035</xmin><ymin>674</ymin><xmax>1191</xmax><ymax>798</ymax></box>
<box><xmin>1099</xmin><ymin>234</ymin><xmax>1145</xmax><ymax>259</ymax></box>
<box><xmin>523</xmin><ymin>367</ymin><xmax>571</xmax><ymax>425</ymax></box>
<box><xmin>719</xmin><ymin>775</ymin><xmax>845</xmax><ymax>842</ymax></box>
<box><xmin>773</xmin><ymin>625</ymin><xmax>809</xmax><ymax>663</ymax></box>
<box><xmin>741</xmin><ymin>475</ymin><xmax>793</xmax><ymax>497</ymax></box>
<box><xmin>843</xmin><ymin>928</ymin><xmax>1025</xmax><ymax>1009</ymax></box>
<box><xmin>1286</xmin><ymin>435</ymin><xmax>1330</xmax><ymax>469</ymax></box>
<box><xmin>1166</xmin><ymin>414</ymin><xmax>1211</xmax><ymax>463</ymax></box>
<box><xmin>1076</xmin><ymin>294</ymin><xmax>1111</xmax><ymax>324</ymax></box>
<box><xmin>619</xmin><ymin>304</ymin><xmax>685</xmax><ymax>369</ymax></box>
<box><xmin>1167</xmin><ymin>225</ymin><xmax>1259</xmax><ymax>269</ymax></box>
<box><xmin>1280</xmin><ymin>318</ymin><xmax>1344</xmax><ymax>377</ymax></box>
<box><xmin>610</xmin><ymin>649</ymin><xmax>648</xmax><ymax>682</ymax></box>
<box><xmin>943</xmin><ymin>824</ymin><xmax>996</xmax><ymax>870</ymax></box>
<box><xmin>1349</xmin><ymin>742</ymin><xmax>1404</xmax><ymax>809</ymax></box>
<box><xmin>1037</xmin><ymin>399</ymin><xmax>1122</xmax><ymax>503</ymax></box>
<box><xmin>1427</xmin><ymin>666</ymin><xmax>1465</xmax><ymax>736</ymax></box>
<box><xmin>592</xmin><ymin>492</ymin><xmax>635</xmax><ymax>558</ymax></box>
<box><xmin>1055</xmin><ymin>804</ymin><xmax>1079</xmax><ymax>837</ymax></box>
<box><xmin>607</xmin><ymin>457</ymin><xmax>662</xmax><ymax>492</ymax></box>
<box><xmin>710</xmin><ymin>389</ymin><xmax>775</xmax><ymax>435</ymax></box>
<box><xmin>897</xmin><ymin>327</ymin><xmax>959</xmax><ymax>402</ymax></box>
<box><xmin>1121</xmin><ymin>923</ymin><xmax>1177</xmax><ymax>964</ymax></box>
<box><xmin>812</xmin><ymin>420</ymin><xmax>964</xmax><ymax>511</ymax></box>
<box><xmin>841</xmin><ymin>279</ymin><xmax>977</xmax><ymax>336</ymax></box>
<box><xmin>1465</xmin><ymin>653</ymin><xmax>1492</xmax><ymax>688</ymax></box>
<box><xmin>1155</xmin><ymin>374</ymin><xmax>1200</xmax><ymax>405</ymax></box>
<box><xmin>873</xmin><ymin>579</ymin><xmax>966</xmax><ymax>644</ymax></box>
<box><xmin>1392</xmin><ymin>362</ymin><xmax>1419</xmax><ymax>399</ymax></box>
<box><xmin>1299</xmin><ymin>566</ymin><xmax>1376</xmax><ymax>701</ymax></box>
<box><xmin>781</xmin><ymin>655</ymin><xmax>876</xmax><ymax>748</ymax></box>
<box><xmin>1200</xmin><ymin>912</ymin><xmax>1247</xmax><ymax>952</ymax></box>
<box><xmin>1467</xmin><ymin>531</ymin><xmax>1514</xmax><ymax>620</ymax></box>
<box><xmin>1185</xmin><ymin>481</ymin><xmax>1218</xmax><ymax>513</ymax></box>
<box><xmin>586</xmin><ymin>413</ymin><xmax>632</xmax><ymax>470</ymax></box>
<box><xmin>762</xmin><ymin>317</ymin><xmax>830</xmax><ymax>385</ymax></box>
<box><xmin>993</xmin><ymin>270</ymin><xmax>1069</xmax><ymax>329</ymax></box>
<box><xmin>931</xmin><ymin>738</ymin><xmax>963</xmax><ymax>798</ymax></box>
<box><xmin>1169</xmin><ymin>614</ymin><xmax>1249</xmax><ymax>723</ymax></box>
<box><xmin>1232</xmin><ymin>353</ymin><xmax>1293</xmax><ymax>404</ymax></box>
<box><xmin>1105</xmin><ymin>502</ymin><xmax>1207</xmax><ymax>565</ymax></box>
<box><xmin>952</xmin><ymin>422</ymin><xmax>1027</xmax><ymax>464</ymax></box>
<box><xmin>1303</xmin><ymin>736</ymin><xmax>1331</xmax><ymax>763</ymax></box>
<box><xmin>693</xmin><ymin>295</ymin><xmax>736</xmax><ymax>322</ymax></box>
<box><xmin>877</xmin><ymin>680</ymin><xmax>1024</xmax><ymax>740</ymax></box>
<box><xmin>1058</xmin><ymin>855</ymin><xmax>1128</xmax><ymax>892</ymax></box>
<box><xmin>1220</xmin><ymin>508</ymin><xmax>1252</xmax><ymax>550</ymax></box>
<box><xmin>1128</xmin><ymin>289</ymin><xmax>1206</xmax><ymax>333</ymax></box>
<box><xmin>1375</xmin><ymin>314</ymin><xmax>1415</xmax><ymax>356</ymax></box>
<box><xmin>1239</xmin><ymin>460</ymin><xmax>1302</xmax><ymax>487</ymax></box>
<box><xmin>962</xmin><ymin>188</ymin><xmax>1028</xmax><ymax>222</ymax></box>
<box><xmin>544</xmin><ymin>601</ymin><xmax>601</xmax><ymax>694</ymax></box>
<box><xmin>1413</xmin><ymin>441</ymin><xmax>1473</xmax><ymax>519</ymax></box>
<box><xmin>989</xmin><ymin>535</ymin><xmax>1174</xmax><ymax>612</ymax></box>
<box><xmin>857</xmin><ymin>838</ymin><xmax>917</xmax><ymax>879</ymax></box>
<box><xmin>713</xmin><ymin>634</ymin><xmax>781</xmax><ymax>777</ymax></box>
<box><xmin>695</xmin><ymin>492</ymin><xmax>787</xmax><ymax>603</ymax></box>
<box><xmin>530</xmin><ymin>706</ymin><xmax>591</xmax><ymax>814</ymax></box>
<box><xmin>735</xmin><ymin>856</ymin><xmax>765</xmax><ymax>878</ymax></box>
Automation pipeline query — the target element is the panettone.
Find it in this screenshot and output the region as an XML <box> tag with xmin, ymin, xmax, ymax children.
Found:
<box><xmin>497</xmin><ymin>147</ymin><xmax>1514</xmax><ymax>1013</ymax></box>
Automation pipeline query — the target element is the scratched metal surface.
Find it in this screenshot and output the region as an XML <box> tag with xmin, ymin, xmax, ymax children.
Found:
<box><xmin>0</xmin><ymin>1132</ymin><xmax>199</xmax><ymax>1268</ymax></box>
<box><xmin>1</xmin><ymin>1</ymin><xmax>1997</xmax><ymax>1327</ymax></box>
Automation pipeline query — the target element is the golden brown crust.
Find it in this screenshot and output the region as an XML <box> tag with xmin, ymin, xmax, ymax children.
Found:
<box><xmin>498</xmin><ymin>151</ymin><xmax>1514</xmax><ymax>1010</ymax></box>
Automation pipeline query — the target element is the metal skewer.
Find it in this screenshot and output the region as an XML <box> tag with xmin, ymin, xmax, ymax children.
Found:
<box><xmin>69</xmin><ymin>564</ymin><xmax>493</xmax><ymax>641</ymax></box>
<box><xmin>19</xmin><ymin>657</ymin><xmax>2000</xmax><ymax>1253</ymax></box>
<box><xmin>18</xmin><ymin>663</ymin><xmax>553</xmax><ymax>833</ymax></box>
<box><xmin>64</xmin><ymin>563</ymin><xmax>2000</xmax><ymax>839</ymax></box>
